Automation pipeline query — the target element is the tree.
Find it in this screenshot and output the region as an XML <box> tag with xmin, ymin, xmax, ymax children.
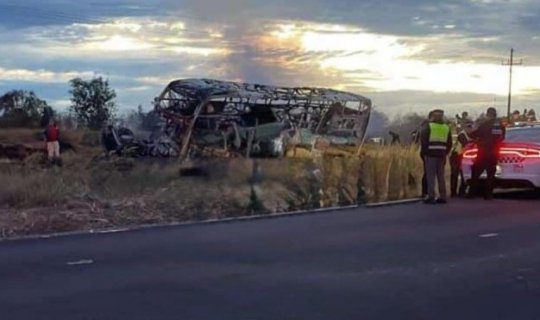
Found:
<box><xmin>56</xmin><ymin>113</ymin><xmax>78</xmax><ymax>130</ymax></box>
<box><xmin>40</xmin><ymin>106</ymin><xmax>55</xmax><ymax>127</ymax></box>
<box><xmin>69</xmin><ymin>77</ymin><xmax>116</xmax><ymax>130</ymax></box>
<box><xmin>0</xmin><ymin>90</ymin><xmax>50</xmax><ymax>127</ymax></box>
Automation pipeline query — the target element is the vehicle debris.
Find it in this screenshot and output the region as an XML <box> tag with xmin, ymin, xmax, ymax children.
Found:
<box><xmin>101</xmin><ymin>126</ymin><xmax>179</xmax><ymax>158</ymax></box>
<box><xmin>154</xmin><ymin>78</ymin><xmax>372</xmax><ymax>159</ymax></box>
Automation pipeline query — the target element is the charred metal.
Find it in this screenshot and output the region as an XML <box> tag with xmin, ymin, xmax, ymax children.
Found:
<box><xmin>154</xmin><ymin>79</ymin><xmax>372</xmax><ymax>159</ymax></box>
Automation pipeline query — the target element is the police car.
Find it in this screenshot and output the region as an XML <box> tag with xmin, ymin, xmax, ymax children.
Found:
<box><xmin>462</xmin><ymin>123</ymin><xmax>540</xmax><ymax>189</ymax></box>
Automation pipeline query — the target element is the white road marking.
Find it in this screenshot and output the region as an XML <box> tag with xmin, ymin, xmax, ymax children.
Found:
<box><xmin>96</xmin><ymin>228</ymin><xmax>129</xmax><ymax>234</ymax></box>
<box><xmin>66</xmin><ymin>259</ymin><xmax>94</xmax><ymax>266</ymax></box>
<box><xmin>479</xmin><ymin>233</ymin><xmax>499</xmax><ymax>238</ymax></box>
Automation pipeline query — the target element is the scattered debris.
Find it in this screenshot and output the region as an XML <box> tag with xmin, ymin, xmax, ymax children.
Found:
<box><xmin>101</xmin><ymin>126</ymin><xmax>180</xmax><ymax>159</ymax></box>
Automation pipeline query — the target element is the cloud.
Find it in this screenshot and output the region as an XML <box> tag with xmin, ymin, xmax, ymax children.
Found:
<box><xmin>370</xmin><ymin>89</ymin><xmax>540</xmax><ymax>118</ymax></box>
<box><xmin>135</xmin><ymin>76</ymin><xmax>172</xmax><ymax>86</ymax></box>
<box><xmin>50</xmin><ymin>99</ymin><xmax>71</xmax><ymax>111</ymax></box>
<box><xmin>117</xmin><ymin>85</ymin><xmax>154</xmax><ymax>93</ymax></box>
<box><xmin>0</xmin><ymin>1</ymin><xmax>154</xmax><ymax>29</ymax></box>
<box><xmin>1</xmin><ymin>0</ymin><xmax>540</xmax><ymax>115</ymax></box>
<box><xmin>0</xmin><ymin>67</ymin><xmax>95</xmax><ymax>83</ymax></box>
<box><xmin>14</xmin><ymin>18</ymin><xmax>231</xmax><ymax>59</ymax></box>
<box><xmin>370</xmin><ymin>90</ymin><xmax>495</xmax><ymax>117</ymax></box>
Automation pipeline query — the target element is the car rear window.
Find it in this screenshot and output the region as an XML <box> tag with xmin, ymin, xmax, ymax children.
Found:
<box><xmin>505</xmin><ymin>127</ymin><xmax>540</xmax><ymax>143</ymax></box>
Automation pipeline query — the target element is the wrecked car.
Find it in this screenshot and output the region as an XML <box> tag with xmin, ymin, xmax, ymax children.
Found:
<box><xmin>101</xmin><ymin>126</ymin><xmax>179</xmax><ymax>158</ymax></box>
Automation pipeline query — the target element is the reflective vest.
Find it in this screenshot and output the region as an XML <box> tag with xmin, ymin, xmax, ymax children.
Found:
<box><xmin>428</xmin><ymin>123</ymin><xmax>450</xmax><ymax>151</ymax></box>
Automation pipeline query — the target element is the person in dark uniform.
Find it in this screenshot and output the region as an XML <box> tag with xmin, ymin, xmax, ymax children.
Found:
<box><xmin>468</xmin><ymin>107</ymin><xmax>506</xmax><ymax>200</ymax></box>
<box><xmin>388</xmin><ymin>131</ymin><xmax>401</xmax><ymax>145</ymax></box>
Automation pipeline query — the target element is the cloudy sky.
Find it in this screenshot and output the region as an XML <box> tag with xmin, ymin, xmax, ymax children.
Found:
<box><xmin>0</xmin><ymin>0</ymin><xmax>539</xmax><ymax>117</ymax></box>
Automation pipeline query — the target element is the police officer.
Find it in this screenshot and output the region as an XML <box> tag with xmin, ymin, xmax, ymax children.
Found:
<box><xmin>468</xmin><ymin>107</ymin><xmax>506</xmax><ymax>200</ymax></box>
<box><xmin>420</xmin><ymin>109</ymin><xmax>453</xmax><ymax>204</ymax></box>
<box><xmin>417</xmin><ymin>111</ymin><xmax>434</xmax><ymax>198</ymax></box>
<box><xmin>450</xmin><ymin>121</ymin><xmax>472</xmax><ymax>197</ymax></box>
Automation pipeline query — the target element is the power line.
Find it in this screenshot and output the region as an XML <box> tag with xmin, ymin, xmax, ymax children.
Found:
<box><xmin>502</xmin><ymin>48</ymin><xmax>523</xmax><ymax>119</ymax></box>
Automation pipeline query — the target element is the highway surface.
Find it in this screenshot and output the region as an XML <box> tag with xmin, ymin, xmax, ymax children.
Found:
<box><xmin>2</xmin><ymin>195</ymin><xmax>540</xmax><ymax>319</ymax></box>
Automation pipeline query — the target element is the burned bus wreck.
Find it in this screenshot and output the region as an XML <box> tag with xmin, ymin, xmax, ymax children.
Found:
<box><xmin>154</xmin><ymin>79</ymin><xmax>371</xmax><ymax>159</ymax></box>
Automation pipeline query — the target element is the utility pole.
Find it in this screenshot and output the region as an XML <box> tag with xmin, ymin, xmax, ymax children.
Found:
<box><xmin>502</xmin><ymin>48</ymin><xmax>522</xmax><ymax>119</ymax></box>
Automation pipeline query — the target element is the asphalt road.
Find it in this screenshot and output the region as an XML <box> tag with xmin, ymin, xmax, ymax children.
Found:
<box><xmin>2</xmin><ymin>195</ymin><xmax>540</xmax><ymax>320</ymax></box>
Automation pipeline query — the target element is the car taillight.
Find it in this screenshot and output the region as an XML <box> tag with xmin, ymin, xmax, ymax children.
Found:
<box><xmin>463</xmin><ymin>148</ymin><xmax>478</xmax><ymax>159</ymax></box>
<box><xmin>500</xmin><ymin>147</ymin><xmax>540</xmax><ymax>158</ymax></box>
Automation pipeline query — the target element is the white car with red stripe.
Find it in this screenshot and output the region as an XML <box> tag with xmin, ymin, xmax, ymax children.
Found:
<box><xmin>462</xmin><ymin>124</ymin><xmax>540</xmax><ymax>189</ymax></box>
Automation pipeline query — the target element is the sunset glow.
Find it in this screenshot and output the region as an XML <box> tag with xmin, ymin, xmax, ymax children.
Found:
<box><xmin>0</xmin><ymin>1</ymin><xmax>539</xmax><ymax>113</ymax></box>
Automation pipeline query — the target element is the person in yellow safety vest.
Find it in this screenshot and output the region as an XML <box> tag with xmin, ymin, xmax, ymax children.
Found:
<box><xmin>450</xmin><ymin>122</ymin><xmax>473</xmax><ymax>197</ymax></box>
<box><xmin>417</xmin><ymin>111</ymin><xmax>435</xmax><ymax>198</ymax></box>
<box><xmin>420</xmin><ymin>109</ymin><xmax>453</xmax><ymax>204</ymax></box>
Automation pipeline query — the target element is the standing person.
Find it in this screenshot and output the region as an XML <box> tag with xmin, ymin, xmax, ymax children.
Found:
<box><xmin>411</xmin><ymin>111</ymin><xmax>433</xmax><ymax>199</ymax></box>
<box><xmin>44</xmin><ymin>120</ymin><xmax>61</xmax><ymax>166</ymax></box>
<box><xmin>455</xmin><ymin>111</ymin><xmax>471</xmax><ymax>127</ymax></box>
<box><xmin>511</xmin><ymin>110</ymin><xmax>521</xmax><ymax>123</ymax></box>
<box><xmin>527</xmin><ymin>109</ymin><xmax>536</xmax><ymax>122</ymax></box>
<box><xmin>389</xmin><ymin>131</ymin><xmax>401</xmax><ymax>145</ymax></box>
<box><xmin>420</xmin><ymin>109</ymin><xmax>452</xmax><ymax>204</ymax></box>
<box><xmin>521</xmin><ymin>109</ymin><xmax>528</xmax><ymax>121</ymax></box>
<box><xmin>418</xmin><ymin>111</ymin><xmax>434</xmax><ymax>198</ymax></box>
<box><xmin>450</xmin><ymin>122</ymin><xmax>472</xmax><ymax>197</ymax></box>
<box><xmin>468</xmin><ymin>107</ymin><xmax>505</xmax><ymax>200</ymax></box>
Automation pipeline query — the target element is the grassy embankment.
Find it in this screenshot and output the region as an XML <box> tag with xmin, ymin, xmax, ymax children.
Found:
<box><xmin>0</xmin><ymin>128</ymin><xmax>424</xmax><ymax>237</ymax></box>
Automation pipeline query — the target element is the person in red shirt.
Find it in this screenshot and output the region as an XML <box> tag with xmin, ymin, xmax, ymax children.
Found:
<box><xmin>44</xmin><ymin>120</ymin><xmax>61</xmax><ymax>166</ymax></box>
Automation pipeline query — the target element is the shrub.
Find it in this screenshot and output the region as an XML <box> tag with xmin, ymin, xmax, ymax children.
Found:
<box><xmin>81</xmin><ymin>130</ymin><xmax>102</xmax><ymax>147</ymax></box>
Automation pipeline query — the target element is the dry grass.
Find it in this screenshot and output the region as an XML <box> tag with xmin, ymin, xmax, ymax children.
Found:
<box><xmin>361</xmin><ymin>145</ymin><xmax>424</xmax><ymax>202</ymax></box>
<box><xmin>284</xmin><ymin>144</ymin><xmax>424</xmax><ymax>204</ymax></box>
<box><xmin>0</xmin><ymin>128</ymin><xmax>41</xmax><ymax>143</ymax></box>
<box><xmin>0</xmin><ymin>129</ymin><xmax>425</xmax><ymax>237</ymax></box>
